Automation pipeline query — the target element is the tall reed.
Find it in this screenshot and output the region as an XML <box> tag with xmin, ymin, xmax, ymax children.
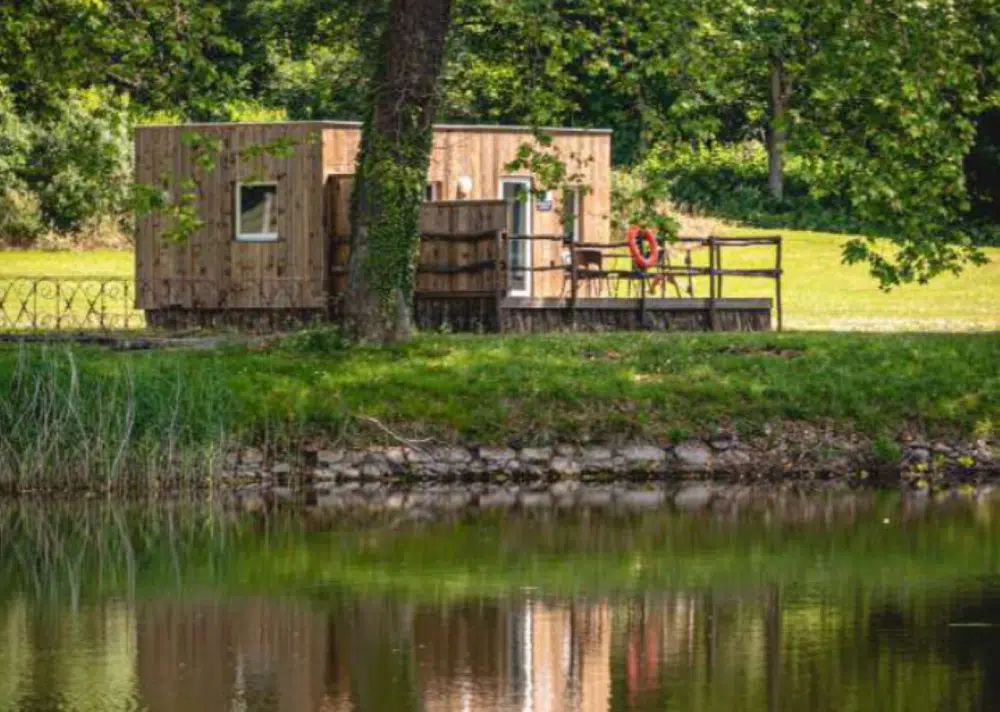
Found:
<box><xmin>0</xmin><ymin>345</ymin><xmax>237</xmax><ymax>491</ymax></box>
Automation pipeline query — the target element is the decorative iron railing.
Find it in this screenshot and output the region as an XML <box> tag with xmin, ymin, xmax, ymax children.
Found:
<box><xmin>0</xmin><ymin>277</ymin><xmax>334</xmax><ymax>331</ymax></box>
<box><xmin>0</xmin><ymin>277</ymin><xmax>145</xmax><ymax>331</ymax></box>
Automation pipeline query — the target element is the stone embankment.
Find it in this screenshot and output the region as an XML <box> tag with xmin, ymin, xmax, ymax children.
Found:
<box><xmin>227</xmin><ymin>429</ymin><xmax>999</xmax><ymax>513</ymax></box>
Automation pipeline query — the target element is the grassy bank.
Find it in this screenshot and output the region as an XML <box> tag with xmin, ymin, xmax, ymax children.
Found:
<box><xmin>2</xmin><ymin>230</ymin><xmax>999</xmax><ymax>331</ymax></box>
<box><xmin>1</xmin><ymin>331</ymin><xmax>997</xmax><ymax>488</ymax></box>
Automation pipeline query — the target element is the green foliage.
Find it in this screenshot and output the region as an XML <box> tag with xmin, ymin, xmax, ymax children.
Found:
<box><xmin>354</xmin><ymin>127</ymin><xmax>432</xmax><ymax>306</ymax></box>
<box><xmin>645</xmin><ymin>142</ymin><xmax>868</xmax><ymax>234</ymax></box>
<box><xmin>26</xmin><ymin>90</ymin><xmax>133</xmax><ymax>232</ymax></box>
<box><xmin>277</xmin><ymin>327</ymin><xmax>349</xmax><ymax>354</ymax></box>
<box><xmin>0</xmin><ymin>0</ymin><xmax>243</xmax><ymax>117</ymax></box>
<box><xmin>266</xmin><ymin>45</ymin><xmax>369</xmax><ymax>120</ymax></box>
<box><xmin>0</xmin><ymin>0</ymin><xmax>997</xmax><ymax>284</ymax></box>
<box><xmin>0</xmin><ymin>189</ymin><xmax>44</xmax><ymax>246</ymax></box>
<box><xmin>0</xmin><ymin>85</ymin><xmax>29</xmax><ymax>191</ymax></box>
<box><xmin>610</xmin><ymin>161</ymin><xmax>680</xmax><ymax>240</ymax></box>
<box><xmin>872</xmin><ymin>435</ymin><xmax>903</xmax><ymax>466</ymax></box>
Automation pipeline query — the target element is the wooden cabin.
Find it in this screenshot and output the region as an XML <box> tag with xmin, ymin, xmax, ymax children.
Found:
<box><xmin>135</xmin><ymin>121</ymin><xmax>777</xmax><ymax>332</ymax></box>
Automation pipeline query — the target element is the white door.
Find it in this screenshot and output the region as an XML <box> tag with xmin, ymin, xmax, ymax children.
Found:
<box><xmin>501</xmin><ymin>178</ymin><xmax>532</xmax><ymax>297</ymax></box>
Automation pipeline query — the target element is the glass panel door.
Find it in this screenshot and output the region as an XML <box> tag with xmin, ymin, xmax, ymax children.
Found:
<box><xmin>501</xmin><ymin>179</ymin><xmax>532</xmax><ymax>296</ymax></box>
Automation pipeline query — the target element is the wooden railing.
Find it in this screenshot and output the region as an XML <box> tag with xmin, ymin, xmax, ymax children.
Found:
<box><xmin>504</xmin><ymin>234</ymin><xmax>784</xmax><ymax>331</ymax></box>
<box><xmin>329</xmin><ymin>232</ymin><xmax>783</xmax><ymax>330</ymax></box>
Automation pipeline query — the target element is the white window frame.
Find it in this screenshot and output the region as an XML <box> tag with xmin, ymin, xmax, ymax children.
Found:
<box><xmin>235</xmin><ymin>181</ymin><xmax>280</xmax><ymax>242</ymax></box>
<box><xmin>563</xmin><ymin>188</ymin><xmax>582</xmax><ymax>242</ymax></box>
<box><xmin>499</xmin><ymin>177</ymin><xmax>533</xmax><ymax>297</ymax></box>
<box><xmin>424</xmin><ymin>181</ymin><xmax>442</xmax><ymax>202</ymax></box>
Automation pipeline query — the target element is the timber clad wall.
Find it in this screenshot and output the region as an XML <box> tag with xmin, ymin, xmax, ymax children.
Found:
<box><xmin>136</xmin><ymin>121</ymin><xmax>613</xmax><ymax>310</ymax></box>
<box><xmin>135</xmin><ymin>123</ymin><xmax>327</xmax><ymax>310</ymax></box>
<box><xmin>322</xmin><ymin>124</ymin><xmax>612</xmax><ymax>298</ymax></box>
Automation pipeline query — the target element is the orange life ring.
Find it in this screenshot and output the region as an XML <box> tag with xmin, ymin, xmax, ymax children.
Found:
<box><xmin>627</xmin><ymin>225</ymin><xmax>659</xmax><ymax>270</ymax></box>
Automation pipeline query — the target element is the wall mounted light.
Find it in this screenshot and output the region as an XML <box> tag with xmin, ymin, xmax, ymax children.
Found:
<box><xmin>456</xmin><ymin>176</ymin><xmax>473</xmax><ymax>199</ymax></box>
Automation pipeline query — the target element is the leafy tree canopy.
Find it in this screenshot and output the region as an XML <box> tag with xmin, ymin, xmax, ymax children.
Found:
<box><xmin>1</xmin><ymin>0</ymin><xmax>998</xmax><ymax>285</ymax></box>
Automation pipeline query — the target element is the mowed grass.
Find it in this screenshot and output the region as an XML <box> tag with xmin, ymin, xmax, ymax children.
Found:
<box><xmin>714</xmin><ymin>228</ymin><xmax>999</xmax><ymax>331</ymax></box>
<box><xmin>1</xmin><ymin>231</ymin><xmax>998</xmax><ymax>331</ymax></box>
<box><xmin>0</xmin><ymin>250</ymin><xmax>139</xmax><ymax>329</ymax></box>
<box><xmin>0</xmin><ymin>250</ymin><xmax>132</xmax><ymax>277</ymax></box>
<box><xmin>597</xmin><ymin>229</ymin><xmax>998</xmax><ymax>331</ymax></box>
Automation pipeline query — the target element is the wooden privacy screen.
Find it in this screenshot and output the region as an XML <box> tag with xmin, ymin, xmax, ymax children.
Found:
<box><xmin>416</xmin><ymin>201</ymin><xmax>509</xmax><ymax>295</ymax></box>
<box><xmin>326</xmin><ymin>175</ymin><xmax>510</xmax><ymax>300</ymax></box>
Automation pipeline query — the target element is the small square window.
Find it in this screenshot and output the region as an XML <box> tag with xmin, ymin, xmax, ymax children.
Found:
<box><xmin>236</xmin><ymin>183</ymin><xmax>279</xmax><ymax>242</ymax></box>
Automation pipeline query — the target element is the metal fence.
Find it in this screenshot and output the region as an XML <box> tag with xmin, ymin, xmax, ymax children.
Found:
<box><xmin>0</xmin><ymin>277</ymin><xmax>145</xmax><ymax>331</ymax></box>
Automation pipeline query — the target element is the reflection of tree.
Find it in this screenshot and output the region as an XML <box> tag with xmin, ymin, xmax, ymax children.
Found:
<box><xmin>0</xmin><ymin>566</ymin><xmax>995</xmax><ymax>712</ymax></box>
<box><xmin>342</xmin><ymin>598</ymin><xmax>421</xmax><ymax>712</ymax></box>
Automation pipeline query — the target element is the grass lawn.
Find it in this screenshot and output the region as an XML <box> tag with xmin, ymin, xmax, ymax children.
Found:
<box><xmin>719</xmin><ymin>228</ymin><xmax>1000</xmax><ymax>332</ymax></box>
<box><xmin>2</xmin><ymin>231</ymin><xmax>997</xmax><ymax>331</ymax></box>
<box><xmin>0</xmin><ymin>249</ymin><xmax>132</xmax><ymax>277</ymax></box>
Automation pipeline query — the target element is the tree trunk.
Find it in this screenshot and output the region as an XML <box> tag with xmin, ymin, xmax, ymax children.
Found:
<box><xmin>767</xmin><ymin>55</ymin><xmax>787</xmax><ymax>202</ymax></box>
<box><xmin>343</xmin><ymin>0</ymin><xmax>454</xmax><ymax>343</ymax></box>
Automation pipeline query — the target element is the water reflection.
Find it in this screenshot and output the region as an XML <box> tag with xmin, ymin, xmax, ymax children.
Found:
<box><xmin>1</xmin><ymin>587</ymin><xmax>995</xmax><ymax>711</ymax></box>
<box><xmin>3</xmin><ymin>496</ymin><xmax>1000</xmax><ymax>712</ymax></box>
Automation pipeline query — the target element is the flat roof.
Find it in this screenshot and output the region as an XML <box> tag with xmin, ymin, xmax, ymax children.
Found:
<box><xmin>137</xmin><ymin>119</ymin><xmax>613</xmax><ymax>135</ymax></box>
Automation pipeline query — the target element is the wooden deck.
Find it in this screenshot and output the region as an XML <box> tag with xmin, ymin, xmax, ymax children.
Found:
<box><xmin>414</xmin><ymin>295</ymin><xmax>773</xmax><ymax>333</ymax></box>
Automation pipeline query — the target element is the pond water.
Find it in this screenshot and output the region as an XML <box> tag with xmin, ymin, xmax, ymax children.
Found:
<box><xmin>2</xmin><ymin>494</ymin><xmax>1000</xmax><ymax>712</ymax></box>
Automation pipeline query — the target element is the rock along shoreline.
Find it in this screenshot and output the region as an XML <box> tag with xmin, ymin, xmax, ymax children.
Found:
<box><xmin>222</xmin><ymin>427</ymin><xmax>999</xmax><ymax>513</ymax></box>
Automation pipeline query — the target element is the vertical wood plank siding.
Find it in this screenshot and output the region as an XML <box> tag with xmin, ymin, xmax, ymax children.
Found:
<box><xmin>135</xmin><ymin>122</ymin><xmax>327</xmax><ymax>310</ymax></box>
<box><xmin>136</xmin><ymin>122</ymin><xmax>612</xmax><ymax>309</ymax></box>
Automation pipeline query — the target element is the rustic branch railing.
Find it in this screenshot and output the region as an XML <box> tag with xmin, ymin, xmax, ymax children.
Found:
<box><xmin>501</xmin><ymin>234</ymin><xmax>784</xmax><ymax>330</ymax></box>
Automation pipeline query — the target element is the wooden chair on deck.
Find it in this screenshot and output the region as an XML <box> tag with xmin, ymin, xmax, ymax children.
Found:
<box><xmin>655</xmin><ymin>241</ymin><xmax>697</xmax><ymax>298</ymax></box>
<box><xmin>562</xmin><ymin>246</ymin><xmax>605</xmax><ymax>298</ymax></box>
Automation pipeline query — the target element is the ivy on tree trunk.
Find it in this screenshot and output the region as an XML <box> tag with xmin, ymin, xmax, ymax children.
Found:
<box><xmin>343</xmin><ymin>0</ymin><xmax>454</xmax><ymax>343</ymax></box>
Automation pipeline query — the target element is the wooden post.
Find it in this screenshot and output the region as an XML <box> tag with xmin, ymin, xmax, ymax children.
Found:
<box><xmin>639</xmin><ymin>272</ymin><xmax>647</xmax><ymax>329</ymax></box>
<box><xmin>708</xmin><ymin>237</ymin><xmax>717</xmax><ymax>331</ymax></box>
<box><xmin>716</xmin><ymin>241</ymin><xmax>724</xmax><ymax>298</ymax></box>
<box><xmin>775</xmin><ymin>237</ymin><xmax>783</xmax><ymax>332</ymax></box>
<box><xmin>568</xmin><ymin>239</ymin><xmax>578</xmax><ymax>328</ymax></box>
<box><xmin>494</xmin><ymin>229</ymin><xmax>505</xmax><ymax>333</ymax></box>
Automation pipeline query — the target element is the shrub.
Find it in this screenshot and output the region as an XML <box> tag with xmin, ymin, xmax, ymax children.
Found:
<box><xmin>641</xmin><ymin>142</ymin><xmax>870</xmax><ymax>235</ymax></box>
<box><xmin>0</xmin><ymin>86</ymin><xmax>30</xmax><ymax>191</ymax></box>
<box><xmin>0</xmin><ymin>189</ymin><xmax>45</xmax><ymax>246</ymax></box>
<box><xmin>27</xmin><ymin>89</ymin><xmax>133</xmax><ymax>233</ymax></box>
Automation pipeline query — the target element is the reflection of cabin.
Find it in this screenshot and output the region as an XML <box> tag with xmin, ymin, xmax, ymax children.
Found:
<box><xmin>135</xmin><ymin>121</ymin><xmax>776</xmax><ymax>332</ymax></box>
